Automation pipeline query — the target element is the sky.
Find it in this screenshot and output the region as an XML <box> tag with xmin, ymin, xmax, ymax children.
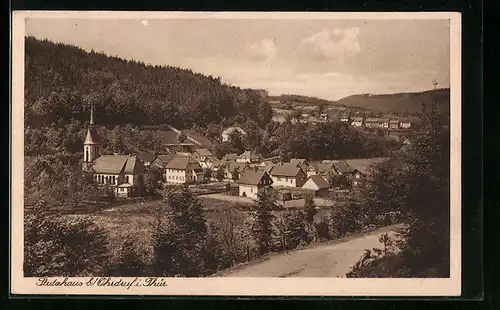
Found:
<box><xmin>26</xmin><ymin>18</ymin><xmax>450</xmax><ymax>101</ymax></box>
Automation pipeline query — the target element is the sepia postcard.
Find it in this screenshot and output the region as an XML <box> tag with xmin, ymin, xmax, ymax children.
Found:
<box><xmin>11</xmin><ymin>11</ymin><xmax>461</xmax><ymax>296</ymax></box>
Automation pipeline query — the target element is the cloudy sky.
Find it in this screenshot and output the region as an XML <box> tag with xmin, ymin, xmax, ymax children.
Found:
<box><xmin>26</xmin><ymin>18</ymin><xmax>450</xmax><ymax>100</ymax></box>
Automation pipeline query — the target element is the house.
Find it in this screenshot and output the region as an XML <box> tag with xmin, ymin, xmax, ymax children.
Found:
<box><xmin>365</xmin><ymin>118</ymin><xmax>390</xmax><ymax>128</ymax></box>
<box><xmin>222</xmin><ymin>153</ymin><xmax>238</xmax><ymax>162</ymax></box>
<box><xmin>82</xmin><ymin>105</ymin><xmax>146</xmax><ymax>198</ymax></box>
<box><xmin>92</xmin><ymin>155</ymin><xmax>147</xmax><ymax>198</ymax></box>
<box><xmin>305</xmin><ymin>165</ymin><xmax>318</xmax><ymax>178</ymax></box>
<box><xmin>236</xmin><ymin>151</ymin><xmax>261</xmax><ymax>163</ymax></box>
<box><xmin>302</xmin><ymin>175</ymin><xmax>330</xmax><ymax>197</ymax></box>
<box><xmin>351</xmin><ymin>117</ymin><xmax>364</xmax><ymax>127</ymax></box>
<box><xmin>223</xmin><ymin>162</ymin><xmax>250</xmax><ymax>181</ymax></box>
<box><xmin>289</xmin><ymin>158</ymin><xmax>308</xmax><ymax>166</ymax></box>
<box><xmin>151</xmin><ymin>154</ymin><xmax>175</xmax><ymax>181</ymax></box>
<box><xmin>269</xmin><ymin>163</ymin><xmax>307</xmax><ymax>188</ymax></box>
<box><xmin>319</xmin><ymin>113</ymin><xmax>328</xmax><ymax>121</ymax></box>
<box><xmin>192</xmin><ymin>148</ymin><xmax>212</xmax><ymax>161</ymax></box>
<box><xmin>344</xmin><ymin>157</ymin><xmax>391</xmax><ymax>187</ymax></box>
<box><xmin>332</xmin><ymin>161</ymin><xmax>352</xmax><ymax>175</ymax></box>
<box><xmin>340</xmin><ymin>114</ymin><xmax>350</xmax><ymax>122</ymax></box>
<box><xmin>200</xmin><ymin>155</ymin><xmax>222</xmax><ymax>171</ymax></box>
<box><xmin>134</xmin><ymin>150</ymin><xmax>156</xmax><ymax>167</ymax></box>
<box><xmin>399</xmin><ymin>118</ymin><xmax>412</xmax><ymax>129</ymax></box>
<box><xmin>238</xmin><ymin>170</ymin><xmax>274</xmax><ymax>199</ymax></box>
<box><xmin>165</xmin><ymin>155</ymin><xmax>204</xmax><ymax>184</ymax></box>
<box><xmin>389</xmin><ymin>119</ymin><xmax>400</xmax><ymax>129</ymax></box>
<box><xmin>222</xmin><ymin>126</ymin><xmax>247</xmax><ymax>142</ymax></box>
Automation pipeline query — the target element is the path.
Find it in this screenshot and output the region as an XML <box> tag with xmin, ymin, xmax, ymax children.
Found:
<box><xmin>217</xmin><ymin>225</ymin><xmax>401</xmax><ymax>277</ymax></box>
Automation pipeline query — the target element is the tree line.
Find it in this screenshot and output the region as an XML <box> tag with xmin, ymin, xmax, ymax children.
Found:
<box><xmin>25</xmin><ymin>37</ymin><xmax>273</xmax><ymax>130</ymax></box>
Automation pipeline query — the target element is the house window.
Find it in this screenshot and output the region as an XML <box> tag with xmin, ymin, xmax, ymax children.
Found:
<box><xmin>278</xmin><ymin>177</ymin><xmax>283</xmax><ymax>181</ymax></box>
<box><xmin>356</xmin><ymin>174</ymin><xmax>360</xmax><ymax>179</ymax></box>
<box><xmin>125</xmin><ymin>175</ymin><xmax>129</xmax><ymax>183</ymax></box>
<box><xmin>112</xmin><ymin>176</ymin><xmax>116</xmax><ymax>184</ymax></box>
<box><xmin>251</xmin><ymin>188</ymin><xmax>253</xmax><ymax>193</ymax></box>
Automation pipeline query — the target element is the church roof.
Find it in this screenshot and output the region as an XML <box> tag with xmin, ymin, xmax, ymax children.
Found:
<box><xmin>92</xmin><ymin>155</ymin><xmax>144</xmax><ymax>174</ymax></box>
<box><xmin>84</xmin><ymin>127</ymin><xmax>99</xmax><ymax>144</ymax></box>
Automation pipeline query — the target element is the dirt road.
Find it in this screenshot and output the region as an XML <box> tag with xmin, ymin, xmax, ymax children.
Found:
<box><xmin>217</xmin><ymin>225</ymin><xmax>401</xmax><ymax>277</ymax></box>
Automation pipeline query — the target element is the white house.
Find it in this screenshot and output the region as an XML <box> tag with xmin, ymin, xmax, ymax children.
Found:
<box><xmin>165</xmin><ymin>155</ymin><xmax>204</xmax><ymax>184</ymax></box>
<box><xmin>351</xmin><ymin>117</ymin><xmax>364</xmax><ymax>127</ymax></box>
<box><xmin>269</xmin><ymin>163</ymin><xmax>307</xmax><ymax>188</ymax></box>
<box><xmin>222</xmin><ymin>126</ymin><xmax>247</xmax><ymax>142</ymax></box>
<box><xmin>238</xmin><ymin>170</ymin><xmax>274</xmax><ymax>199</ymax></box>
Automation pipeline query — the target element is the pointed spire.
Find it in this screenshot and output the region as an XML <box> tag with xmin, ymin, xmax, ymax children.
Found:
<box><xmin>90</xmin><ymin>104</ymin><xmax>95</xmax><ymax>125</ymax></box>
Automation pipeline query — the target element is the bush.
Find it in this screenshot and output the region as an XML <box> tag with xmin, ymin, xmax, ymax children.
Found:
<box><xmin>24</xmin><ymin>208</ymin><xmax>109</xmax><ymax>277</ymax></box>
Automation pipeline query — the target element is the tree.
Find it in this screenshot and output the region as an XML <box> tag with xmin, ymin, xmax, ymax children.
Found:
<box><xmin>152</xmin><ymin>187</ymin><xmax>209</xmax><ymax>276</ymax></box>
<box><xmin>24</xmin><ymin>205</ymin><xmax>109</xmax><ymax>277</ymax></box>
<box><xmin>231</xmin><ymin>166</ymin><xmax>240</xmax><ymax>182</ymax></box>
<box><xmin>251</xmin><ymin>187</ymin><xmax>276</xmax><ymax>255</ymax></box>
<box><xmin>177</xmin><ymin>131</ymin><xmax>187</xmax><ymax>143</ymax></box>
<box><xmin>204</xmin><ymin>168</ymin><xmax>213</xmax><ymax>182</ymax></box>
<box><xmin>112</xmin><ymin>234</ymin><xmax>147</xmax><ymax>276</ymax></box>
<box><xmin>280</xmin><ymin>209</ymin><xmax>310</xmax><ymax>250</ymax></box>
<box><xmin>215</xmin><ymin>167</ymin><xmax>225</xmax><ymax>182</ymax></box>
<box><xmin>304</xmin><ymin>195</ymin><xmax>317</xmax><ymax>238</ymax></box>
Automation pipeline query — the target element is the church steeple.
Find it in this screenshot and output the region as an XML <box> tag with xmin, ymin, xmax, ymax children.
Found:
<box><xmin>83</xmin><ymin>104</ymin><xmax>100</xmax><ymax>168</ymax></box>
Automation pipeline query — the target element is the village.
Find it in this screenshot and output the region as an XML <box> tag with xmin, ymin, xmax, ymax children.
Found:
<box><xmin>82</xmin><ymin>105</ymin><xmax>408</xmax><ymax>209</ymax></box>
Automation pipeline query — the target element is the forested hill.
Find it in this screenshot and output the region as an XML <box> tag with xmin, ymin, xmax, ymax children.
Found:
<box><xmin>24</xmin><ymin>36</ymin><xmax>273</xmax><ymax>129</ymax></box>
<box><xmin>335</xmin><ymin>88</ymin><xmax>450</xmax><ymax>115</ymax></box>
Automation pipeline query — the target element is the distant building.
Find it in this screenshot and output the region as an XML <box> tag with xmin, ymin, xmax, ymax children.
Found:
<box><xmin>222</xmin><ymin>153</ymin><xmax>239</xmax><ymax>162</ymax></box>
<box><xmin>399</xmin><ymin>118</ymin><xmax>412</xmax><ymax>129</ymax></box>
<box><xmin>223</xmin><ymin>162</ymin><xmax>251</xmax><ymax>181</ymax></box>
<box><xmin>319</xmin><ymin>113</ymin><xmax>328</xmax><ymax>121</ymax></box>
<box><xmin>236</xmin><ymin>151</ymin><xmax>261</xmax><ymax>163</ymax></box>
<box><xmin>165</xmin><ymin>155</ymin><xmax>204</xmax><ymax>184</ymax></box>
<box><xmin>238</xmin><ymin>170</ymin><xmax>273</xmax><ymax>199</ymax></box>
<box><xmin>192</xmin><ymin>148</ymin><xmax>212</xmax><ymax>161</ymax></box>
<box><xmin>351</xmin><ymin>117</ymin><xmax>364</xmax><ymax>127</ymax></box>
<box><xmin>151</xmin><ymin>154</ymin><xmax>175</xmax><ymax>181</ymax></box>
<box><xmin>365</xmin><ymin>118</ymin><xmax>390</xmax><ymax>129</ymax></box>
<box><xmin>134</xmin><ymin>150</ymin><xmax>156</xmax><ymax>167</ymax></box>
<box><xmin>222</xmin><ymin>126</ymin><xmax>247</xmax><ymax>142</ymax></box>
<box><xmin>302</xmin><ymin>175</ymin><xmax>330</xmax><ymax>197</ymax></box>
<box><xmin>269</xmin><ymin>164</ymin><xmax>307</xmax><ymax>188</ymax></box>
<box><xmin>389</xmin><ymin>119</ymin><xmax>400</xmax><ymax>129</ymax></box>
<box><xmin>340</xmin><ymin>114</ymin><xmax>350</xmax><ymax>122</ymax></box>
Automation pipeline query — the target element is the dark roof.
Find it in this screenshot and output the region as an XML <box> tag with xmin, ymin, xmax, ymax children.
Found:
<box><xmin>290</xmin><ymin>158</ymin><xmax>307</xmax><ymax>165</ymax></box>
<box><xmin>223</xmin><ymin>153</ymin><xmax>238</xmax><ymax>161</ymax></box>
<box><xmin>92</xmin><ymin>155</ymin><xmax>144</xmax><ymax>174</ymax></box>
<box><xmin>195</xmin><ymin>148</ymin><xmax>212</xmax><ymax>157</ymax></box>
<box><xmin>224</xmin><ymin>162</ymin><xmax>250</xmax><ymax>172</ymax></box>
<box><xmin>185</xmin><ymin>130</ymin><xmax>213</xmax><ymax>148</ymax></box>
<box><xmin>135</xmin><ymin>150</ymin><xmax>156</xmax><ymax>163</ymax></box>
<box><xmin>206</xmin><ymin>155</ymin><xmax>221</xmax><ymax>166</ymax></box>
<box><xmin>238</xmin><ymin>170</ymin><xmax>271</xmax><ymax>185</ymax></box>
<box><xmin>365</xmin><ymin>118</ymin><xmax>390</xmax><ymax>122</ymax></box>
<box><xmin>333</xmin><ymin>161</ymin><xmax>352</xmax><ymax>174</ymax></box>
<box><xmin>304</xmin><ymin>175</ymin><xmax>330</xmax><ymax>189</ymax></box>
<box><xmin>344</xmin><ymin>157</ymin><xmax>390</xmax><ymax>175</ymax></box>
<box><xmin>165</xmin><ymin>155</ymin><xmax>201</xmax><ymax>170</ymax></box>
<box><xmin>316</xmin><ymin>163</ymin><xmax>335</xmax><ymax>174</ymax></box>
<box><xmin>269</xmin><ymin>163</ymin><xmax>304</xmax><ymax>177</ymax></box>
<box><xmin>157</xmin><ymin>154</ymin><xmax>175</xmax><ymax>163</ymax></box>
<box><xmin>389</xmin><ymin>119</ymin><xmax>400</xmax><ymax>124</ymax></box>
<box><xmin>352</xmin><ymin>117</ymin><xmax>364</xmax><ymax>121</ymax></box>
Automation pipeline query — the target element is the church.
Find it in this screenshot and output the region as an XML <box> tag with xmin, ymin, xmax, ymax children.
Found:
<box><xmin>82</xmin><ymin>105</ymin><xmax>146</xmax><ymax>198</ymax></box>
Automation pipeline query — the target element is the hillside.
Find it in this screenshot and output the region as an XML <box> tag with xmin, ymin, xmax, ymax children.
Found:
<box><xmin>270</xmin><ymin>89</ymin><xmax>450</xmax><ymax>115</ymax></box>
<box><xmin>335</xmin><ymin>88</ymin><xmax>450</xmax><ymax>115</ymax></box>
<box><xmin>24</xmin><ymin>37</ymin><xmax>273</xmax><ymax>129</ymax></box>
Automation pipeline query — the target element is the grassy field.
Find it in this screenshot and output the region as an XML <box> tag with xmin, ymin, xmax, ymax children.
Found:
<box><xmin>63</xmin><ymin>196</ymin><xmax>332</xmax><ymax>264</ymax></box>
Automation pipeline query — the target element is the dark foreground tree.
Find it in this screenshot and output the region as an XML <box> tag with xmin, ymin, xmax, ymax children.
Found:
<box><xmin>151</xmin><ymin>187</ymin><xmax>209</xmax><ymax>276</ymax></box>
<box><xmin>111</xmin><ymin>234</ymin><xmax>148</xmax><ymax>276</ymax></box>
<box><xmin>24</xmin><ymin>206</ymin><xmax>109</xmax><ymax>277</ymax></box>
<box><xmin>251</xmin><ymin>187</ymin><xmax>276</xmax><ymax>255</ymax></box>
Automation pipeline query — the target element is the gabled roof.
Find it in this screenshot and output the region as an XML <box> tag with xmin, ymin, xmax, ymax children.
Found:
<box><xmin>206</xmin><ymin>155</ymin><xmax>221</xmax><ymax>166</ymax></box>
<box><xmin>344</xmin><ymin>157</ymin><xmax>390</xmax><ymax>175</ymax></box>
<box><xmin>92</xmin><ymin>155</ymin><xmax>144</xmax><ymax>175</ymax></box>
<box><xmin>290</xmin><ymin>158</ymin><xmax>307</xmax><ymax>165</ymax></box>
<box><xmin>269</xmin><ymin>163</ymin><xmax>304</xmax><ymax>177</ymax></box>
<box><xmin>223</xmin><ymin>153</ymin><xmax>238</xmax><ymax>161</ymax></box>
<box><xmin>195</xmin><ymin>148</ymin><xmax>212</xmax><ymax>157</ymax></box>
<box><xmin>165</xmin><ymin>155</ymin><xmax>201</xmax><ymax>170</ymax></box>
<box><xmin>224</xmin><ymin>161</ymin><xmax>250</xmax><ymax>172</ymax></box>
<box><xmin>238</xmin><ymin>170</ymin><xmax>272</xmax><ymax>186</ymax></box>
<box><xmin>365</xmin><ymin>117</ymin><xmax>390</xmax><ymax>122</ymax></box>
<box><xmin>352</xmin><ymin>117</ymin><xmax>364</xmax><ymax>121</ymax></box>
<box><xmin>389</xmin><ymin>119</ymin><xmax>400</xmax><ymax>124</ymax></box>
<box><xmin>238</xmin><ymin>151</ymin><xmax>260</xmax><ymax>160</ymax></box>
<box><xmin>316</xmin><ymin>162</ymin><xmax>335</xmax><ymax>174</ymax></box>
<box><xmin>304</xmin><ymin>175</ymin><xmax>330</xmax><ymax>189</ymax></box>
<box><xmin>333</xmin><ymin>161</ymin><xmax>352</xmax><ymax>174</ymax></box>
<box><xmin>135</xmin><ymin>150</ymin><xmax>156</xmax><ymax>163</ymax></box>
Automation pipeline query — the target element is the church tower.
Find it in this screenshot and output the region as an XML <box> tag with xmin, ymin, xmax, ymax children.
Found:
<box><xmin>83</xmin><ymin>104</ymin><xmax>100</xmax><ymax>171</ymax></box>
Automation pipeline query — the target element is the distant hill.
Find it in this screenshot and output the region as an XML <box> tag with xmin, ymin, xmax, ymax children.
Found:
<box><xmin>335</xmin><ymin>88</ymin><xmax>450</xmax><ymax>115</ymax></box>
<box><xmin>270</xmin><ymin>89</ymin><xmax>450</xmax><ymax>115</ymax></box>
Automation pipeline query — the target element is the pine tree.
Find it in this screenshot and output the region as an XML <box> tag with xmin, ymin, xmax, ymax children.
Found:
<box><xmin>251</xmin><ymin>187</ymin><xmax>276</xmax><ymax>255</ymax></box>
<box><xmin>304</xmin><ymin>195</ymin><xmax>317</xmax><ymax>238</ymax></box>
